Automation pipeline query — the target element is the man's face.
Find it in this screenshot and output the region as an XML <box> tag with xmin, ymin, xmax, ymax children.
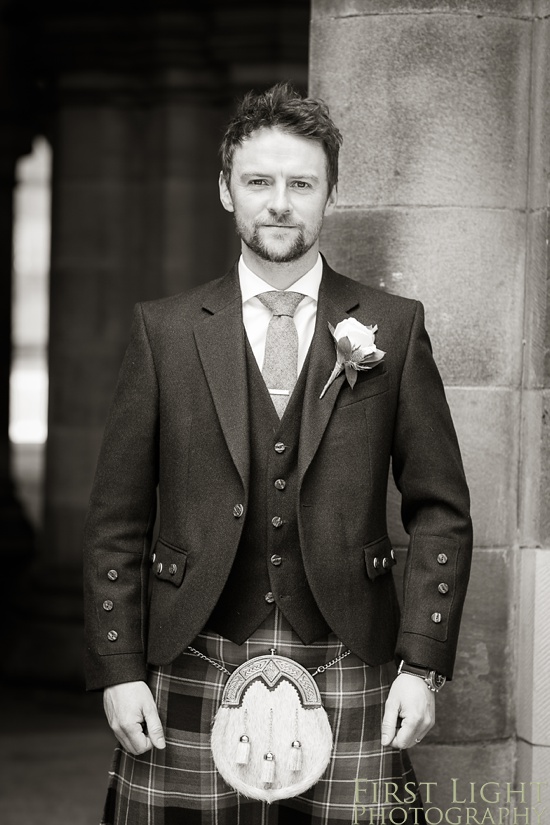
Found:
<box><xmin>219</xmin><ymin>127</ymin><xmax>337</xmax><ymax>264</ymax></box>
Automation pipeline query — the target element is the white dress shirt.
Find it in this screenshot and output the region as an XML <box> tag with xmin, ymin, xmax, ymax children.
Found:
<box><xmin>238</xmin><ymin>254</ymin><xmax>323</xmax><ymax>375</ymax></box>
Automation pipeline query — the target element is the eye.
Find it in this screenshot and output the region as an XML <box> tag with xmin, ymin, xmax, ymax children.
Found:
<box><xmin>291</xmin><ymin>181</ymin><xmax>310</xmax><ymax>189</ymax></box>
<box><xmin>249</xmin><ymin>179</ymin><xmax>268</xmax><ymax>186</ymax></box>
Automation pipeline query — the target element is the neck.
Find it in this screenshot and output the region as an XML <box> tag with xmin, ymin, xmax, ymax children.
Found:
<box><xmin>241</xmin><ymin>243</ymin><xmax>319</xmax><ymax>289</ymax></box>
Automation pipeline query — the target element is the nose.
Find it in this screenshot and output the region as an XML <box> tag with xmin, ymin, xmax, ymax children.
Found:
<box><xmin>267</xmin><ymin>182</ymin><xmax>291</xmax><ymax>220</ymax></box>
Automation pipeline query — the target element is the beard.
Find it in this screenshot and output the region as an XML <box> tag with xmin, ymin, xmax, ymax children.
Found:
<box><xmin>233</xmin><ymin>215</ymin><xmax>320</xmax><ymax>264</ymax></box>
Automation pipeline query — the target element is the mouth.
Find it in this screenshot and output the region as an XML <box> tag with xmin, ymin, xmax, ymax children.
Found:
<box><xmin>261</xmin><ymin>224</ymin><xmax>297</xmax><ymax>229</ymax></box>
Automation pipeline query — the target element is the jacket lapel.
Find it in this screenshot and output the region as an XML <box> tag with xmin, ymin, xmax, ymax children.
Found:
<box><xmin>193</xmin><ymin>265</ymin><xmax>250</xmax><ymax>490</ymax></box>
<box><xmin>298</xmin><ymin>261</ymin><xmax>360</xmax><ymax>484</ymax></box>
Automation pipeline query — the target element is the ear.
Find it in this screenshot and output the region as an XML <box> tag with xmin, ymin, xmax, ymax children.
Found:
<box><xmin>324</xmin><ymin>185</ymin><xmax>338</xmax><ymax>215</ymax></box>
<box><xmin>219</xmin><ymin>172</ymin><xmax>234</xmax><ymax>213</ymax></box>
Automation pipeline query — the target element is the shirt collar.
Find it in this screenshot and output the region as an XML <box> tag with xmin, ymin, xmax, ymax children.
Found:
<box><xmin>238</xmin><ymin>253</ymin><xmax>323</xmax><ymax>304</ymax></box>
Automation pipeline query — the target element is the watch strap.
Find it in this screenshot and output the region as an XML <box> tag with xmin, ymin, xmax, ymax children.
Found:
<box><xmin>398</xmin><ymin>661</ymin><xmax>446</xmax><ymax>692</ymax></box>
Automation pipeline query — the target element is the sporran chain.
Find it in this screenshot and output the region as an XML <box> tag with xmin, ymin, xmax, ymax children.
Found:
<box><xmin>187</xmin><ymin>645</ymin><xmax>351</xmax><ymax>679</ymax></box>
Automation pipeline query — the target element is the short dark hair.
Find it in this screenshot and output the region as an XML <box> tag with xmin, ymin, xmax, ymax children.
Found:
<box><xmin>220</xmin><ymin>82</ymin><xmax>343</xmax><ymax>191</ymax></box>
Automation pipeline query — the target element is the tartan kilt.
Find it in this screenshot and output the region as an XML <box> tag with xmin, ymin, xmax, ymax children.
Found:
<box><xmin>102</xmin><ymin>609</ymin><xmax>425</xmax><ymax>825</ymax></box>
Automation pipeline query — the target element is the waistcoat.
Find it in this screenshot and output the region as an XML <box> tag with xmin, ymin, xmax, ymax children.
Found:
<box><xmin>206</xmin><ymin>340</ymin><xmax>331</xmax><ymax>644</ymax></box>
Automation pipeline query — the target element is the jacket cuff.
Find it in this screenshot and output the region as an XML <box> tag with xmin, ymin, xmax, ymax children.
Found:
<box><xmin>84</xmin><ymin>650</ymin><xmax>148</xmax><ymax>691</ymax></box>
<box><xmin>395</xmin><ymin>631</ymin><xmax>457</xmax><ymax>680</ymax></box>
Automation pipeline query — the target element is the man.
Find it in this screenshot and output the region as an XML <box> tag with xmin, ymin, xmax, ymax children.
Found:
<box><xmin>83</xmin><ymin>83</ymin><xmax>472</xmax><ymax>824</ymax></box>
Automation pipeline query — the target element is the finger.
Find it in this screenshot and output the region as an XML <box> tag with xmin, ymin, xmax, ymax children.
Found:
<box><xmin>391</xmin><ymin>717</ymin><xmax>423</xmax><ymax>750</ymax></box>
<box><xmin>113</xmin><ymin>719</ymin><xmax>153</xmax><ymax>755</ymax></box>
<box><xmin>143</xmin><ymin>704</ymin><xmax>166</xmax><ymax>750</ymax></box>
<box><xmin>381</xmin><ymin>699</ymin><xmax>400</xmax><ymax>747</ymax></box>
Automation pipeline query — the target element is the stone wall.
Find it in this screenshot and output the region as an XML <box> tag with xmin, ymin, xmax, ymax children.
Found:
<box><xmin>310</xmin><ymin>0</ymin><xmax>549</xmax><ymax>813</ymax></box>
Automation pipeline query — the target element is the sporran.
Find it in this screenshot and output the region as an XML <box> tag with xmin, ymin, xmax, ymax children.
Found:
<box><xmin>190</xmin><ymin>647</ymin><xmax>349</xmax><ymax>803</ymax></box>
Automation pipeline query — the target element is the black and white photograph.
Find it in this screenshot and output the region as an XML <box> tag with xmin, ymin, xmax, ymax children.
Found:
<box><xmin>0</xmin><ymin>2</ymin><xmax>548</xmax><ymax>823</ymax></box>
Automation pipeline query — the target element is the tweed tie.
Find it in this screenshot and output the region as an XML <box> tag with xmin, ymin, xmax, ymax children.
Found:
<box><xmin>258</xmin><ymin>290</ymin><xmax>305</xmax><ymax>418</ymax></box>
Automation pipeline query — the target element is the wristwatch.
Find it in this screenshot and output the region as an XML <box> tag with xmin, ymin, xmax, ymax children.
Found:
<box><xmin>398</xmin><ymin>661</ymin><xmax>447</xmax><ymax>693</ymax></box>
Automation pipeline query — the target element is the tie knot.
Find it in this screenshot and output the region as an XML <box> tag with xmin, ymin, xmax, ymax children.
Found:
<box><xmin>258</xmin><ymin>291</ymin><xmax>305</xmax><ymax>317</ymax></box>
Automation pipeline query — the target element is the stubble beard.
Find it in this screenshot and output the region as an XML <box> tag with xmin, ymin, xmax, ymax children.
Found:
<box><xmin>233</xmin><ymin>216</ymin><xmax>320</xmax><ymax>264</ymax></box>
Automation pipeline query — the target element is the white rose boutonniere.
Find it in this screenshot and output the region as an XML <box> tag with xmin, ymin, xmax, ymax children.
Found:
<box><xmin>319</xmin><ymin>318</ymin><xmax>385</xmax><ymax>399</ymax></box>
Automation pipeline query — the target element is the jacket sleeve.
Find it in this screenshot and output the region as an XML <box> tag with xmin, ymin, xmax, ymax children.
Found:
<box><xmin>391</xmin><ymin>301</ymin><xmax>473</xmax><ymax>679</ymax></box>
<box><xmin>83</xmin><ymin>303</ymin><xmax>159</xmax><ymax>690</ymax></box>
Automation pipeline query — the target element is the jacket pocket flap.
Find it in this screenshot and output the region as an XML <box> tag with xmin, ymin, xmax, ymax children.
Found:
<box><xmin>152</xmin><ymin>539</ymin><xmax>187</xmax><ymax>586</ymax></box>
<box><xmin>364</xmin><ymin>535</ymin><xmax>396</xmax><ymax>580</ymax></box>
<box><xmin>338</xmin><ymin>368</ymin><xmax>389</xmax><ymax>406</ymax></box>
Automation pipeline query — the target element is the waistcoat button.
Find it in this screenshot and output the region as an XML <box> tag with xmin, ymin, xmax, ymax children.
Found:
<box><xmin>233</xmin><ymin>503</ymin><xmax>244</xmax><ymax>517</ymax></box>
<box><xmin>169</xmin><ymin>563</ymin><xmax>177</xmax><ymax>575</ymax></box>
<box><xmin>437</xmin><ymin>553</ymin><xmax>448</xmax><ymax>564</ymax></box>
<box><xmin>274</xmin><ymin>442</ymin><xmax>286</xmax><ymax>454</ymax></box>
<box><xmin>107</xmin><ymin>569</ymin><xmax>118</xmax><ymax>581</ymax></box>
<box><xmin>271</xmin><ymin>516</ymin><xmax>283</xmax><ymax>528</ymax></box>
<box><xmin>107</xmin><ymin>630</ymin><xmax>118</xmax><ymax>641</ymax></box>
<box><xmin>438</xmin><ymin>582</ymin><xmax>449</xmax><ymax>594</ymax></box>
<box><xmin>102</xmin><ymin>600</ymin><xmax>114</xmax><ymax>611</ymax></box>
<box><xmin>431</xmin><ymin>612</ymin><xmax>442</xmax><ymax>623</ymax></box>
<box><xmin>265</xmin><ymin>591</ymin><xmax>275</xmax><ymax>604</ymax></box>
<box><xmin>270</xmin><ymin>554</ymin><xmax>282</xmax><ymax>566</ymax></box>
<box><xmin>274</xmin><ymin>479</ymin><xmax>286</xmax><ymax>490</ymax></box>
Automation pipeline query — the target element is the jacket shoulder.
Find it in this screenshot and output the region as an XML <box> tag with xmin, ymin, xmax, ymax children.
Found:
<box><xmin>325</xmin><ymin>263</ymin><xmax>420</xmax><ymax>319</ymax></box>
<box><xmin>142</xmin><ymin>276</ymin><xmax>224</xmax><ymax>314</ymax></box>
<box><xmin>135</xmin><ymin>267</ymin><xmax>236</xmax><ymax>333</ymax></box>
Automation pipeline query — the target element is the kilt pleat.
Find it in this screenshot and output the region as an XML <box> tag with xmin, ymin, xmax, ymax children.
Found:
<box><xmin>101</xmin><ymin>609</ymin><xmax>425</xmax><ymax>825</ymax></box>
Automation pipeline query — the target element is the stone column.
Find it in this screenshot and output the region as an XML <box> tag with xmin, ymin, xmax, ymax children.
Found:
<box><xmin>515</xmin><ymin>4</ymin><xmax>550</xmax><ymax>806</ymax></box>
<box><xmin>311</xmin><ymin>0</ymin><xmax>549</xmax><ymax>809</ymax></box>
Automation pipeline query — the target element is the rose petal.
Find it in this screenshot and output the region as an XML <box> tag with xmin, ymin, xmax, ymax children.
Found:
<box><xmin>353</xmin><ymin>344</ymin><xmax>377</xmax><ymax>360</ymax></box>
<box><xmin>357</xmin><ymin>348</ymin><xmax>385</xmax><ymax>364</ymax></box>
<box><xmin>334</xmin><ymin>318</ymin><xmax>376</xmax><ymax>350</ymax></box>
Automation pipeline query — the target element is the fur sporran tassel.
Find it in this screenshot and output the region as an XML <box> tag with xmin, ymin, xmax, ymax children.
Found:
<box><xmin>261</xmin><ymin>752</ymin><xmax>275</xmax><ymax>785</ymax></box>
<box><xmin>236</xmin><ymin>735</ymin><xmax>250</xmax><ymax>766</ymax></box>
<box><xmin>289</xmin><ymin>740</ymin><xmax>302</xmax><ymax>772</ymax></box>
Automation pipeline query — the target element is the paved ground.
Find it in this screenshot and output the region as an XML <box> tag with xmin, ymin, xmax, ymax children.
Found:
<box><xmin>0</xmin><ymin>686</ymin><xmax>115</xmax><ymax>825</ymax></box>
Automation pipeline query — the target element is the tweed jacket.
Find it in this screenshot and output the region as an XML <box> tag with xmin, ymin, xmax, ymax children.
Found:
<box><xmin>83</xmin><ymin>259</ymin><xmax>473</xmax><ymax>691</ymax></box>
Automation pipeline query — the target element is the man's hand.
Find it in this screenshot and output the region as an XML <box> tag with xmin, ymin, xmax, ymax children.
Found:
<box><xmin>381</xmin><ymin>673</ymin><xmax>435</xmax><ymax>749</ymax></box>
<box><xmin>103</xmin><ymin>680</ymin><xmax>166</xmax><ymax>755</ymax></box>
